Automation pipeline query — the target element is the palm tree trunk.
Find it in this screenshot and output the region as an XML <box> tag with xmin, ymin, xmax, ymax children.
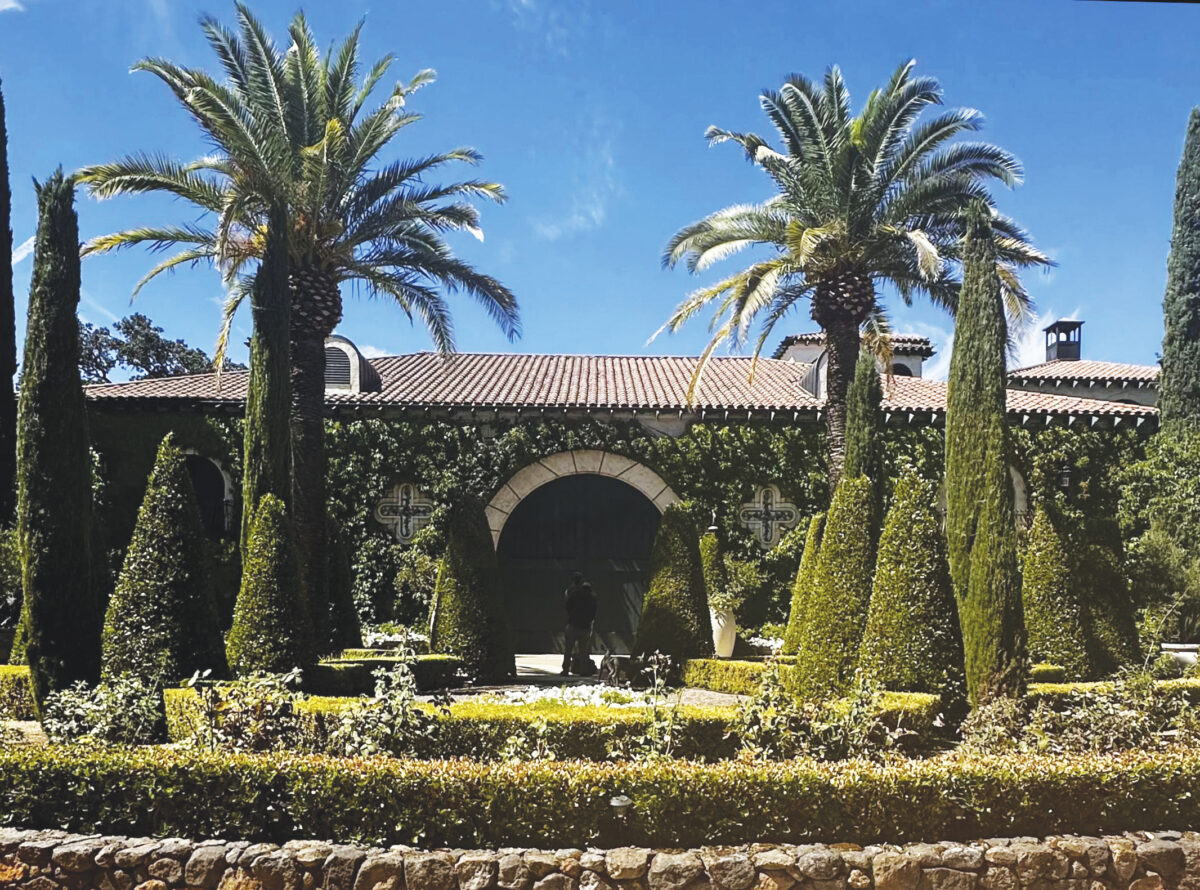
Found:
<box><xmin>812</xmin><ymin>270</ymin><xmax>874</xmax><ymax>489</ymax></box>
<box><xmin>289</xmin><ymin>265</ymin><xmax>342</xmax><ymax>655</ymax></box>
<box><xmin>290</xmin><ymin>332</ymin><xmax>329</xmax><ymax>653</ymax></box>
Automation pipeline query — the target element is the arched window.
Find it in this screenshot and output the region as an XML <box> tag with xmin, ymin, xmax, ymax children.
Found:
<box><xmin>890</xmin><ymin>363</ymin><xmax>914</xmax><ymax>377</ymax></box>
<box><xmin>185</xmin><ymin>454</ymin><xmax>231</xmax><ymax>538</ymax></box>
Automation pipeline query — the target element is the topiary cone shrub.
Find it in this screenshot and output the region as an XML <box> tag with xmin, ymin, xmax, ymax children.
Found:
<box><xmin>634</xmin><ymin>503</ymin><xmax>713</xmax><ymax>662</ymax></box>
<box><xmin>429</xmin><ymin>495</ymin><xmax>513</xmax><ymax>682</ymax></box>
<box><xmin>859</xmin><ymin>470</ymin><xmax>964</xmax><ymax>703</ymax></box>
<box><xmin>1021</xmin><ymin>506</ymin><xmax>1091</xmax><ymax>681</ymax></box>
<box><xmin>782</xmin><ymin>513</ymin><xmax>825</xmax><ymax>657</ymax></box>
<box><xmin>793</xmin><ymin>476</ymin><xmax>875</xmax><ymax>700</ymax></box>
<box><xmin>327</xmin><ymin>517</ymin><xmax>363</xmax><ymax>652</ymax></box>
<box><xmin>226</xmin><ymin>495</ymin><xmax>311</xmax><ymax>676</ymax></box>
<box><xmin>102</xmin><ymin>434</ymin><xmax>226</xmax><ymax>687</ymax></box>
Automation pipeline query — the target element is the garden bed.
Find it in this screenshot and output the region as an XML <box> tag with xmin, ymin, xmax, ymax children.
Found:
<box><xmin>1</xmin><ymin>745</ymin><xmax>1199</xmax><ymax>847</ymax></box>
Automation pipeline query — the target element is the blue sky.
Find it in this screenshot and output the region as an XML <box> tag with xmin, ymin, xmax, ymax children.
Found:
<box><xmin>0</xmin><ymin>0</ymin><xmax>1196</xmax><ymax>376</ymax></box>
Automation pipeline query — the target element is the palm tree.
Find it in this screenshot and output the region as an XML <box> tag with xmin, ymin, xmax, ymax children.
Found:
<box><xmin>78</xmin><ymin>6</ymin><xmax>520</xmax><ymax>645</ymax></box>
<box><xmin>659</xmin><ymin>61</ymin><xmax>1050</xmax><ymax>484</ymax></box>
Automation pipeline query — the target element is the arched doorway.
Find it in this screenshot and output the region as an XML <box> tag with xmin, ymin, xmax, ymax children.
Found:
<box><xmin>184</xmin><ymin>454</ymin><xmax>231</xmax><ymax>538</ymax></box>
<box><xmin>497</xmin><ymin>474</ymin><xmax>663</xmax><ymax>654</ymax></box>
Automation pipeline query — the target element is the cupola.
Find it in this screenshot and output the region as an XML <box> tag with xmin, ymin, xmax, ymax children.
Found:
<box><xmin>324</xmin><ymin>334</ymin><xmax>381</xmax><ymax>394</ymax></box>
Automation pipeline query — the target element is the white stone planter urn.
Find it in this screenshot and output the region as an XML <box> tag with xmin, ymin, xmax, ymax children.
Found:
<box><xmin>710</xmin><ymin>607</ymin><xmax>737</xmax><ymax>658</ymax></box>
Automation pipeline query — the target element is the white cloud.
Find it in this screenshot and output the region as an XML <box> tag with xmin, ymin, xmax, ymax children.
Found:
<box><xmin>495</xmin><ymin>0</ymin><xmax>581</xmax><ymax>56</ymax></box>
<box><xmin>534</xmin><ymin>131</ymin><xmax>619</xmax><ymax>241</ymax></box>
<box><xmin>11</xmin><ymin>236</ymin><xmax>34</xmax><ymax>266</ymax></box>
<box><xmin>358</xmin><ymin>344</ymin><xmax>394</xmax><ymax>359</ymax></box>
<box><xmin>896</xmin><ymin>320</ymin><xmax>954</xmax><ymax>382</ymax></box>
<box><xmin>80</xmin><ymin>293</ymin><xmax>121</xmax><ymax>324</ymax></box>
<box><xmin>1010</xmin><ymin>307</ymin><xmax>1079</xmax><ymax>370</ymax></box>
<box><xmin>0</xmin><ymin>0</ymin><xmax>25</xmax><ymax>12</ymax></box>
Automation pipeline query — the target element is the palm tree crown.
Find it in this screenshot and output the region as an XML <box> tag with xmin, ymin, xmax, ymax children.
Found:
<box><xmin>79</xmin><ymin>4</ymin><xmax>519</xmax><ymax>355</ymax></box>
<box><xmin>660</xmin><ymin>61</ymin><xmax>1050</xmax><ymax>481</ymax></box>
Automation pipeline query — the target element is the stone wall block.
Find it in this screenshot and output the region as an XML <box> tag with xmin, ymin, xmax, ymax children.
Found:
<box><xmin>148</xmin><ymin>858</ymin><xmax>184</xmax><ymax>886</ymax></box>
<box><xmin>753</xmin><ymin>871</ymin><xmax>796</xmax><ymax>890</ymax></box>
<box><xmin>20</xmin><ymin>837</ymin><xmax>65</xmax><ymax>866</ymax></box>
<box><xmin>457</xmin><ymin>852</ymin><xmax>500</xmax><ymax>890</ymax></box>
<box><xmin>607</xmin><ymin>851</ymin><xmax>651</xmax><ymax>882</ymax></box>
<box><xmin>1112</xmin><ymin>850</ymin><xmax>1139</xmax><ymax>885</ymax></box>
<box><xmin>351</xmin><ymin>853</ymin><xmax>404</xmax><ymax>890</ymax></box>
<box><xmin>406</xmin><ymin>853</ymin><xmax>456</xmax><ymax>890</ymax></box>
<box><xmin>525</xmin><ymin>855</ymin><xmax>560</xmax><ymax>881</ymax></box>
<box><xmin>1139</xmin><ymin>844</ymin><xmax>1185</xmax><ymax>885</ymax></box>
<box><xmin>709</xmin><ymin>856</ymin><xmax>756</xmax><ymax>890</ymax></box>
<box><xmin>580</xmin><ymin>870</ymin><xmax>616</xmax><ymax>890</ymax></box>
<box><xmin>580</xmin><ymin>854</ymin><xmax>607</xmax><ymax>875</ymax></box>
<box><xmin>54</xmin><ymin>841</ymin><xmax>107</xmax><ymax>873</ymax></box>
<box><xmin>918</xmin><ymin>869</ymin><xmax>977</xmax><ymax>890</ymax></box>
<box><xmin>498</xmin><ymin>853</ymin><xmax>531</xmax><ymax>890</ymax></box>
<box><xmin>323</xmin><ymin>848</ymin><xmax>367</xmax><ymax>890</ymax></box>
<box><xmin>251</xmin><ymin>852</ymin><xmax>302</xmax><ymax>890</ymax></box>
<box><xmin>648</xmin><ymin>853</ymin><xmax>703</xmax><ymax>890</ymax></box>
<box><xmin>533</xmin><ymin>875</ymin><xmax>578</xmax><ymax>890</ymax></box>
<box><xmin>99</xmin><ymin>869</ymin><xmax>135</xmax><ymax>890</ymax></box>
<box><xmin>186</xmin><ymin>847</ymin><xmax>231</xmax><ymax>889</ymax></box>
<box><xmin>981</xmin><ymin>866</ymin><xmax>1017</xmax><ymax>890</ymax></box>
<box><xmin>795</xmin><ymin>850</ymin><xmax>842</xmax><ymax>882</ymax></box>
<box><xmin>875</xmin><ymin>853</ymin><xmax>922</xmax><ymax>890</ymax></box>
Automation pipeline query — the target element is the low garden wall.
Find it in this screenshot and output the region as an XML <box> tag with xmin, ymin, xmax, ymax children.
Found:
<box><xmin>1</xmin><ymin>828</ymin><xmax>1198</xmax><ymax>890</ymax></box>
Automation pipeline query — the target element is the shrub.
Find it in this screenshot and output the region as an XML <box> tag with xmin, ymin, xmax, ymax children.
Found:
<box><xmin>0</xmin><ymin>664</ymin><xmax>33</xmax><ymax>718</ymax></box>
<box><xmin>794</xmin><ymin>476</ymin><xmax>875</xmax><ymax>699</ymax></box>
<box><xmin>634</xmin><ymin>504</ymin><xmax>712</xmax><ymax>661</ymax></box>
<box><xmin>351</xmin><ymin>535</ymin><xmax>405</xmax><ymax>625</ymax></box>
<box><xmin>0</xmin><ymin>528</ymin><xmax>20</xmax><ymax>653</ymax></box>
<box><xmin>1030</xmin><ymin>663</ymin><xmax>1066</xmax><ymax>683</ymax></box>
<box><xmin>681</xmin><ymin>658</ymin><xmax>769</xmax><ymax>696</ymax></box>
<box><xmin>1021</xmin><ymin>507</ymin><xmax>1091</xmax><ymax>680</ymax></box>
<box><xmin>41</xmin><ymin>674</ymin><xmax>162</xmax><ymax>745</ymax></box>
<box><xmin>429</xmin><ymin>496</ymin><xmax>513</xmax><ymax>682</ymax></box>
<box><xmin>101</xmin><ymin>434</ymin><xmax>226</xmax><ymax>688</ymax></box>
<box><xmin>699</xmin><ymin>530</ymin><xmax>736</xmax><ymax>613</ymax></box>
<box><xmin>393</xmin><ymin>544</ymin><xmax>439</xmax><ymax>627</ymax></box>
<box><xmin>327</xmin><ymin>521</ymin><xmax>363</xmax><ymax>652</ymax></box>
<box><xmin>226</xmin><ymin>496</ymin><xmax>310</xmax><ymax>676</ymax></box>
<box><xmin>304</xmin><ymin>655</ymin><xmax>461</xmax><ymax>696</ymax></box>
<box><xmin>328</xmin><ymin>655</ymin><xmax>447</xmax><ymax>758</ymax></box>
<box><xmin>843</xmin><ymin>349</ymin><xmax>883</xmax><ymax>487</ymax></box>
<box><xmin>16</xmin><ymin>170</ymin><xmax>99</xmax><ymax>713</ymax></box>
<box><xmin>781</xmin><ymin>513</ymin><xmax>823</xmax><ymax>657</ymax></box>
<box><xmin>7</xmin><ymin>745</ymin><xmax>1200</xmax><ymax>847</ymax></box>
<box><xmin>859</xmin><ymin>472</ymin><xmax>964</xmax><ymax>702</ymax></box>
<box><xmin>170</xmin><ymin>669</ymin><xmax>308</xmax><ymax>753</ymax></box>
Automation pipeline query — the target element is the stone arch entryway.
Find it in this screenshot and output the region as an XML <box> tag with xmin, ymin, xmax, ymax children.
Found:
<box><xmin>489</xmin><ymin>451</ymin><xmax>679</xmax><ymax>654</ymax></box>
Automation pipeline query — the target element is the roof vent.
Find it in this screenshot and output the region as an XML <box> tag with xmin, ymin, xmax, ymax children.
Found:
<box><xmin>1044</xmin><ymin>319</ymin><xmax>1082</xmax><ymax>362</ymax></box>
<box><xmin>324</xmin><ymin>335</ymin><xmax>382</xmax><ymax>394</ymax></box>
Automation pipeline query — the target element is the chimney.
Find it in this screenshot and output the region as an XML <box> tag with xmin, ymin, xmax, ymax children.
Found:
<box><xmin>1044</xmin><ymin>319</ymin><xmax>1082</xmax><ymax>362</ymax></box>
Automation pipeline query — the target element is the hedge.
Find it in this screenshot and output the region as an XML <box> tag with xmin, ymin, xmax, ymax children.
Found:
<box><xmin>634</xmin><ymin>503</ymin><xmax>712</xmax><ymax>661</ymax></box>
<box><xmin>163</xmin><ymin>687</ymin><xmax>736</xmax><ymax>761</ymax></box>
<box><xmin>781</xmin><ymin>513</ymin><xmax>824</xmax><ymax>657</ymax></box>
<box><xmin>0</xmin><ymin>664</ymin><xmax>33</xmax><ymax>719</ymax></box>
<box><xmin>305</xmin><ymin>655</ymin><xmax>462</xmax><ymax>696</ymax></box>
<box><xmin>3</xmin><ymin>745</ymin><xmax>1200</xmax><ymax>847</ymax></box>
<box><xmin>1022</xmin><ymin>507</ymin><xmax>1091</xmax><ymax>680</ymax></box>
<box><xmin>1027</xmin><ymin>677</ymin><xmax>1200</xmax><ymax>708</ymax></box>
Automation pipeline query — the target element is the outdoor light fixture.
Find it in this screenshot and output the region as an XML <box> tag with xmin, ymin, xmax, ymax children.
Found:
<box><xmin>1058</xmin><ymin>463</ymin><xmax>1072</xmax><ymax>494</ymax></box>
<box><xmin>609</xmin><ymin>794</ymin><xmax>634</xmax><ymax>818</ymax></box>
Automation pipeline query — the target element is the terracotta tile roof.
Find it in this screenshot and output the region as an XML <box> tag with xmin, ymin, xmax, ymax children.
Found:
<box><xmin>773</xmin><ymin>331</ymin><xmax>935</xmax><ymax>359</ymax></box>
<box><xmin>84</xmin><ymin>351</ymin><xmax>1157</xmax><ymax>423</ymax></box>
<box><xmin>85</xmin><ymin>353</ymin><xmax>821</xmax><ymax>413</ymax></box>
<box><xmin>1008</xmin><ymin>359</ymin><xmax>1160</xmax><ymax>384</ymax></box>
<box><xmin>882</xmin><ymin>376</ymin><xmax>1158</xmax><ymax>420</ymax></box>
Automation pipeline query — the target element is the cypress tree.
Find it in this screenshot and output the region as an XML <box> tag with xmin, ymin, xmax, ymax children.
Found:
<box><xmin>101</xmin><ymin>434</ymin><xmax>226</xmax><ymax>687</ymax></box>
<box><xmin>699</xmin><ymin>529</ymin><xmax>729</xmax><ymax>608</ymax></box>
<box><xmin>16</xmin><ymin>170</ymin><xmax>99</xmax><ymax>712</ymax></box>
<box><xmin>226</xmin><ymin>494</ymin><xmax>311</xmax><ymax>676</ymax></box>
<box><xmin>327</xmin><ymin>517</ymin><xmax>363</xmax><ymax>652</ymax></box>
<box><xmin>0</xmin><ymin>80</ymin><xmax>16</xmax><ymax>521</ymax></box>
<box><xmin>1021</xmin><ymin>506</ymin><xmax>1090</xmax><ymax>680</ymax></box>
<box><xmin>241</xmin><ymin>204</ymin><xmax>291</xmax><ymax>555</ymax></box>
<box><xmin>794</xmin><ymin>475</ymin><xmax>875</xmax><ymax>700</ymax></box>
<box><xmin>1160</xmin><ymin>108</ymin><xmax>1200</xmax><ymax>431</ymax></box>
<box><xmin>429</xmin><ymin>496</ymin><xmax>513</xmax><ymax>681</ymax></box>
<box><xmin>859</xmin><ymin>471</ymin><xmax>964</xmax><ymax>702</ymax></box>
<box><xmin>633</xmin><ymin>504</ymin><xmax>713</xmax><ymax>662</ymax></box>
<box><xmin>843</xmin><ymin>349</ymin><xmax>883</xmax><ymax>484</ymax></box>
<box><xmin>945</xmin><ymin>202</ymin><xmax>1025</xmax><ymax>705</ymax></box>
<box><xmin>782</xmin><ymin>512</ymin><xmax>824</xmax><ymax>657</ymax></box>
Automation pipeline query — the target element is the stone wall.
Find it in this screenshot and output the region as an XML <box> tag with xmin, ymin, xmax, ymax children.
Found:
<box><xmin>1</xmin><ymin>829</ymin><xmax>1198</xmax><ymax>890</ymax></box>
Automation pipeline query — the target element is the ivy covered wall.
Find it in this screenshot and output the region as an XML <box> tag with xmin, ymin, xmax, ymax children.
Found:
<box><xmin>87</xmin><ymin>406</ymin><xmax>1148</xmax><ymax>632</ymax></box>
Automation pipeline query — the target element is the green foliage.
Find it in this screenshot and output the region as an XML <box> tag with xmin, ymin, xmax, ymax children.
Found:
<box><xmin>634</xmin><ymin>504</ymin><xmax>713</xmax><ymax>661</ymax></box>
<box><xmin>794</xmin><ymin>476</ymin><xmax>875</xmax><ymax>699</ymax></box>
<box><xmin>327</xmin><ymin>520</ymin><xmax>363</xmax><ymax>652</ymax></box>
<box><xmin>782</xmin><ymin>513</ymin><xmax>824</xmax><ymax>656</ymax></box>
<box><xmin>843</xmin><ymin>350</ymin><xmax>883</xmax><ymax>485</ymax></box>
<box><xmin>0</xmin><ymin>527</ymin><xmax>20</xmax><ymax>649</ymax></box>
<box><xmin>429</xmin><ymin>496</ymin><xmax>513</xmax><ymax>682</ymax></box>
<box><xmin>101</xmin><ymin>434</ymin><xmax>226</xmax><ymax>688</ymax></box>
<box><xmin>699</xmin><ymin>530</ymin><xmax>739</xmax><ymax>613</ymax></box>
<box><xmin>0</xmin><ymin>664</ymin><xmax>33</xmax><ymax>718</ymax></box>
<box><xmin>304</xmin><ymin>655</ymin><xmax>461</xmax><ymax>696</ymax></box>
<box><xmin>9</xmin><ymin>743</ymin><xmax>1200</xmax><ymax>847</ymax></box>
<box><xmin>859</xmin><ymin>472</ymin><xmax>964</xmax><ymax>701</ymax></box>
<box><xmin>16</xmin><ymin>170</ymin><xmax>99</xmax><ymax>714</ymax></box>
<box><xmin>226</xmin><ymin>496</ymin><xmax>310</xmax><ymax>676</ymax></box>
<box><xmin>41</xmin><ymin>674</ymin><xmax>163</xmax><ymax>745</ymax></box>
<box><xmin>79</xmin><ymin>313</ymin><xmax>226</xmax><ymax>384</ymax></box>
<box><xmin>0</xmin><ymin>80</ymin><xmax>16</xmax><ymax>524</ymax></box>
<box><xmin>1160</xmin><ymin>107</ymin><xmax>1200</xmax><ymax>431</ymax></box>
<box><xmin>240</xmin><ymin>207</ymin><xmax>291</xmax><ymax>556</ymax></box>
<box><xmin>1030</xmin><ymin>663</ymin><xmax>1067</xmax><ymax>683</ymax></box>
<box><xmin>1020</xmin><ymin>507</ymin><xmax>1091</xmax><ymax>680</ymax></box>
<box><xmin>328</xmin><ymin>653</ymin><xmax>448</xmax><ymax>758</ymax></box>
<box><xmin>945</xmin><ymin>205</ymin><xmax>1025</xmax><ymax>705</ymax></box>
<box><xmin>173</xmin><ymin>669</ymin><xmax>308</xmax><ymax>753</ymax></box>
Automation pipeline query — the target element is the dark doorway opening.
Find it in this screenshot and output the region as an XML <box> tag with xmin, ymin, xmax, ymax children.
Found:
<box><xmin>497</xmin><ymin>473</ymin><xmax>661</xmax><ymax>654</ymax></box>
<box><xmin>185</xmin><ymin>454</ymin><xmax>228</xmax><ymax>539</ymax></box>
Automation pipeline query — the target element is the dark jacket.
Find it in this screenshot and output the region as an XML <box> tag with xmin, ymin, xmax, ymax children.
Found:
<box><xmin>565</xmin><ymin>585</ymin><xmax>597</xmax><ymax>628</ymax></box>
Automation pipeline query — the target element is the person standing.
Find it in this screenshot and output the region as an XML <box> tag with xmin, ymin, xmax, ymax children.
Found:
<box><xmin>561</xmin><ymin>573</ymin><xmax>597</xmax><ymax>676</ymax></box>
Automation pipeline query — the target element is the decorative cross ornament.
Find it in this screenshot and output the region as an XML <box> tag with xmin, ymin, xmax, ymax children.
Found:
<box><xmin>375</xmin><ymin>483</ymin><xmax>435</xmax><ymax>544</ymax></box>
<box><xmin>739</xmin><ymin>485</ymin><xmax>799</xmax><ymax>548</ymax></box>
